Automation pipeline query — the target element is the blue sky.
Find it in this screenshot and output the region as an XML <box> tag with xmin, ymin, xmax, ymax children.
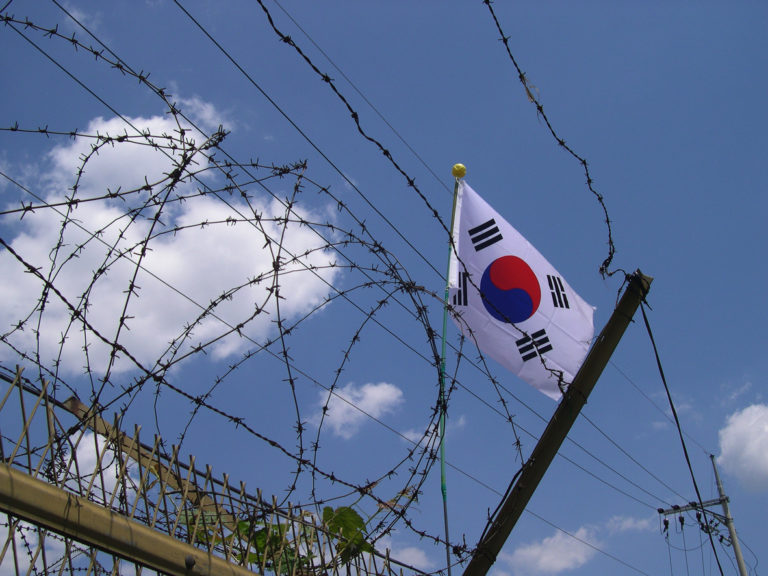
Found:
<box><xmin>1</xmin><ymin>2</ymin><xmax>766</xmax><ymax>575</ymax></box>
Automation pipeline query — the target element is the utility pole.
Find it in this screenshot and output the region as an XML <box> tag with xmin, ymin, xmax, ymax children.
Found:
<box><xmin>462</xmin><ymin>271</ymin><xmax>652</xmax><ymax>576</ymax></box>
<box><xmin>712</xmin><ymin>454</ymin><xmax>749</xmax><ymax>576</ymax></box>
<box><xmin>658</xmin><ymin>455</ymin><xmax>748</xmax><ymax>576</ymax></box>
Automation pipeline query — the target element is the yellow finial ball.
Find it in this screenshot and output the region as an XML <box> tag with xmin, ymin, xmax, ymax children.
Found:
<box><xmin>452</xmin><ymin>163</ymin><xmax>466</xmax><ymax>179</ymax></box>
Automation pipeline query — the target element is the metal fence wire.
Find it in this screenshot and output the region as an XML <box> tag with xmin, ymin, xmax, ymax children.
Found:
<box><xmin>0</xmin><ymin>365</ymin><xmax>423</xmax><ymax>576</ymax></box>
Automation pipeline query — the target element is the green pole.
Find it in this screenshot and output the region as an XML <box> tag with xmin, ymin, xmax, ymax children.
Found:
<box><xmin>439</xmin><ymin>164</ymin><xmax>466</xmax><ymax>576</ymax></box>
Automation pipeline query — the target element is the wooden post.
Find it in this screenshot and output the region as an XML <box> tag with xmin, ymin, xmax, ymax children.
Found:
<box><xmin>463</xmin><ymin>271</ymin><xmax>652</xmax><ymax>576</ymax></box>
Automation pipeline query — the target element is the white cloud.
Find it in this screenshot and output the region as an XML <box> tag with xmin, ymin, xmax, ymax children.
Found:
<box><xmin>496</xmin><ymin>515</ymin><xmax>651</xmax><ymax>576</ymax></box>
<box><xmin>0</xmin><ymin>108</ymin><xmax>339</xmax><ymax>376</ymax></box>
<box><xmin>402</xmin><ymin>414</ymin><xmax>465</xmax><ymax>446</ymax></box>
<box><xmin>451</xmin><ymin>413</ymin><xmax>467</xmax><ymax>431</ymax></box>
<box><xmin>717</xmin><ymin>403</ymin><xmax>768</xmax><ymax>491</ymax></box>
<box><xmin>59</xmin><ymin>4</ymin><xmax>103</xmax><ymax>35</ymax></box>
<box><xmin>375</xmin><ymin>535</ymin><xmax>436</xmax><ymax>572</ymax></box>
<box><xmin>502</xmin><ymin>527</ymin><xmax>598</xmax><ymax>576</ymax></box>
<box><xmin>0</xmin><ymin>518</ymin><xmax>66</xmax><ymax>576</ymax></box>
<box><xmin>44</xmin><ymin>114</ymin><xmax>187</xmax><ymax>193</ymax></box>
<box><xmin>314</xmin><ymin>382</ymin><xmax>404</xmax><ymax>439</ymax></box>
<box><xmin>0</xmin><ymin>515</ymin><xmax>159</xmax><ymax>576</ymax></box>
<box><xmin>605</xmin><ymin>515</ymin><xmax>654</xmax><ymax>534</ymax></box>
<box><xmin>401</xmin><ymin>425</ymin><xmax>434</xmax><ymax>446</ymax></box>
<box><xmin>65</xmin><ymin>431</ymin><xmax>138</xmax><ymax>501</ymax></box>
<box><xmin>724</xmin><ymin>380</ymin><xmax>753</xmax><ymax>403</ymax></box>
<box><xmin>650</xmin><ymin>390</ymin><xmax>702</xmax><ymax>424</ymax></box>
<box><xmin>390</xmin><ymin>546</ymin><xmax>436</xmax><ymax>571</ymax></box>
<box><xmin>179</xmin><ymin>95</ymin><xmax>233</xmax><ymax>134</ymax></box>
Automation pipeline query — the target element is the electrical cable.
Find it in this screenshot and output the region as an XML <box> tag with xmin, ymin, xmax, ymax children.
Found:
<box><xmin>164</xmin><ymin>0</ymin><xmax>686</xmax><ymax>522</ymax></box>
<box><xmin>2</xmin><ymin>8</ymin><xmax>723</xmax><ymax>576</ymax></box>
<box><xmin>609</xmin><ymin>360</ymin><xmax>711</xmax><ymax>456</ymax></box>
<box><xmin>641</xmin><ymin>303</ymin><xmax>725</xmax><ymax>576</ymax></box>
<box><xmin>581</xmin><ymin>412</ymin><xmax>689</xmax><ymax>502</ymax></box>
<box><xmin>526</xmin><ymin>508</ymin><xmax>653</xmax><ymax>576</ymax></box>
<box><xmin>260</xmin><ymin>0</ymin><xmax>690</xmax><ymax>515</ymax></box>
<box><xmin>269</xmin><ymin>0</ymin><xmax>452</xmax><ymax>197</ymax></box>
<box><xmin>0</xmin><ymin>21</ymin><xmax>474</xmax><ymax>552</ymax></box>
<box><xmin>170</xmin><ymin>0</ymin><xmax>443</xmax><ymax>279</ymax></box>
<box><xmin>3</xmin><ymin>17</ymin><xmax>661</xmax><ymax>531</ymax></box>
<box><xmin>0</xmin><ymin>27</ymin><xmax>437</xmax><ymax>517</ymax></box>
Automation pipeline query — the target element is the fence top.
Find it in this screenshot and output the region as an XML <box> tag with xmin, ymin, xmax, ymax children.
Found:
<box><xmin>1</xmin><ymin>364</ymin><xmax>429</xmax><ymax>576</ymax></box>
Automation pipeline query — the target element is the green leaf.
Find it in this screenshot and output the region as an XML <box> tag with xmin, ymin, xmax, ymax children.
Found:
<box><xmin>323</xmin><ymin>506</ymin><xmax>373</xmax><ymax>563</ymax></box>
<box><xmin>323</xmin><ymin>506</ymin><xmax>365</xmax><ymax>536</ymax></box>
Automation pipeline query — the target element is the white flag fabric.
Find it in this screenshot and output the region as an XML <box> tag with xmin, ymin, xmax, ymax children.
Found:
<box><xmin>448</xmin><ymin>181</ymin><xmax>594</xmax><ymax>400</ymax></box>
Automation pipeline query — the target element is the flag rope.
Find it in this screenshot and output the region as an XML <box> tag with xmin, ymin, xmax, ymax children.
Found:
<box><xmin>438</xmin><ymin>164</ymin><xmax>464</xmax><ymax>576</ymax></box>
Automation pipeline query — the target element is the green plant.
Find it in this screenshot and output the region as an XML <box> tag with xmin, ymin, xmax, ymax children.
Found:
<box><xmin>322</xmin><ymin>506</ymin><xmax>373</xmax><ymax>564</ymax></box>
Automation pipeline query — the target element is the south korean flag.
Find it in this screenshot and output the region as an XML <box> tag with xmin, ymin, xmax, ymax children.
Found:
<box><xmin>448</xmin><ymin>181</ymin><xmax>595</xmax><ymax>400</ymax></box>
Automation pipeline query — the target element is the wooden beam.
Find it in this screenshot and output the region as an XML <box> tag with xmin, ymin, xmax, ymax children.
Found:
<box><xmin>0</xmin><ymin>463</ymin><xmax>257</xmax><ymax>576</ymax></box>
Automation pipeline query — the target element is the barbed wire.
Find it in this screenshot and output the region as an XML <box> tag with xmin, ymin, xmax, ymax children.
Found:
<box><xmin>0</xmin><ymin>124</ymin><xmax>462</xmax><ymax>553</ymax></box>
<box><xmin>6</xmin><ymin>4</ymin><xmax>599</xmax><ymax>458</ymax></box>
<box><xmin>243</xmin><ymin>0</ymin><xmax>452</xmax><ymax>238</ymax></box>
<box><xmin>481</xmin><ymin>0</ymin><xmax>618</xmax><ymax>279</ymax></box>
<box><xmin>0</xmin><ymin>9</ymin><xmax>474</xmax><ymax>560</ymax></box>
<box><xmin>0</xmin><ymin>7</ymin><xmax>693</xmax><ymax>576</ymax></box>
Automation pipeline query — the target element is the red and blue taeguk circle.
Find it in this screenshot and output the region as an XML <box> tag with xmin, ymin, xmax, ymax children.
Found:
<box><xmin>480</xmin><ymin>256</ymin><xmax>541</xmax><ymax>323</ymax></box>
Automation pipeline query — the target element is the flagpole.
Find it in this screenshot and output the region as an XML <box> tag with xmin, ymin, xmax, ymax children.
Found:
<box><xmin>438</xmin><ymin>163</ymin><xmax>465</xmax><ymax>576</ymax></box>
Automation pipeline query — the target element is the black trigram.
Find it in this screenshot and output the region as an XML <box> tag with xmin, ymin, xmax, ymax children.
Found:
<box><xmin>516</xmin><ymin>329</ymin><xmax>553</xmax><ymax>362</ymax></box>
<box><xmin>453</xmin><ymin>271</ymin><xmax>469</xmax><ymax>306</ymax></box>
<box><xmin>547</xmin><ymin>275</ymin><xmax>570</xmax><ymax>309</ymax></box>
<box><xmin>468</xmin><ymin>219</ymin><xmax>503</xmax><ymax>251</ymax></box>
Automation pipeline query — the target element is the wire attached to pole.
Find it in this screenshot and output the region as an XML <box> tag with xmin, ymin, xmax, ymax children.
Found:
<box><xmin>640</xmin><ymin>302</ymin><xmax>725</xmax><ymax>576</ymax></box>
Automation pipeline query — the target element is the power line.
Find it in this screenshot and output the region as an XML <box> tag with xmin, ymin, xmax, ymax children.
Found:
<box><xmin>4</xmin><ymin>9</ymin><xmax>648</xmax><ymax>520</ymax></box>
<box><xmin>641</xmin><ymin>304</ymin><xmax>725</xmax><ymax>576</ymax></box>
<box><xmin>161</xmin><ymin>2</ymin><xmax>681</xmax><ymax>521</ymax></box>
<box><xmin>258</xmin><ymin>0</ymin><xmax>694</xmax><ymax>519</ymax></box>
<box><xmin>38</xmin><ymin>3</ymin><xmax>464</xmax><ymax>527</ymax></box>
<box><xmin>0</xmin><ymin>14</ymin><xmax>480</xmax><ymax>548</ymax></box>
<box><xmin>40</xmin><ymin>1</ymin><xmax>455</xmax><ymax>397</ymax></box>
<box><xmin>269</xmin><ymin>0</ymin><xmax>452</xmax><ymax>197</ymax></box>
<box><xmin>581</xmin><ymin>412</ymin><xmax>689</xmax><ymax>503</ymax></box>
<box><xmin>609</xmin><ymin>360</ymin><xmax>712</xmax><ymax>457</ymax></box>
<box><xmin>170</xmin><ymin>0</ymin><xmax>443</xmax><ymax>280</ymax></box>
<box><xmin>1</xmin><ymin>7</ymin><xmax>708</xmax><ymax>576</ymax></box>
<box><xmin>528</xmin><ymin>509</ymin><xmax>654</xmax><ymax>576</ymax></box>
